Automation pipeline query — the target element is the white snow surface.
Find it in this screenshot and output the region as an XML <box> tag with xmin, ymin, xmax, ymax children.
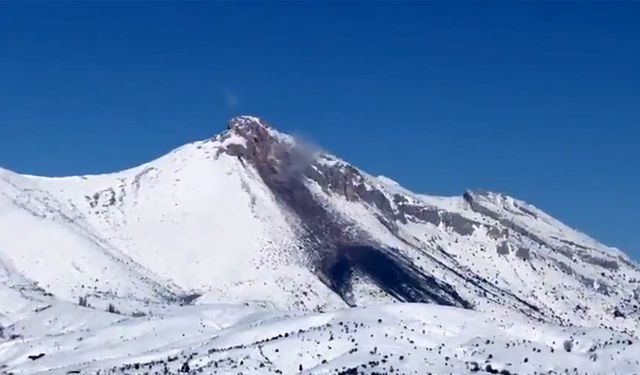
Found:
<box><xmin>2</xmin><ymin>300</ymin><xmax>640</xmax><ymax>374</ymax></box>
<box><xmin>1</xmin><ymin>116</ymin><xmax>639</xmax><ymax>373</ymax></box>
<box><xmin>0</xmin><ymin>136</ymin><xmax>341</xmax><ymax>313</ymax></box>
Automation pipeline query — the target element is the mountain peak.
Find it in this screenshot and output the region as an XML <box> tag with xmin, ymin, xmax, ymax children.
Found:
<box><xmin>227</xmin><ymin>115</ymin><xmax>271</xmax><ymax>134</ymax></box>
<box><xmin>217</xmin><ymin>116</ymin><xmax>298</xmax><ymax>168</ymax></box>
<box><xmin>222</xmin><ymin>115</ymin><xmax>289</xmax><ymax>149</ymax></box>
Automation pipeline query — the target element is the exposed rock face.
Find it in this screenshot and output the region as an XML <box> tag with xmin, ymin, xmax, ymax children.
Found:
<box><xmin>497</xmin><ymin>242</ymin><xmax>510</xmax><ymax>255</ymax></box>
<box><xmin>515</xmin><ymin>247</ymin><xmax>531</xmax><ymax>260</ymax></box>
<box><xmin>218</xmin><ymin>117</ymin><xmax>471</xmax><ymax>308</ymax></box>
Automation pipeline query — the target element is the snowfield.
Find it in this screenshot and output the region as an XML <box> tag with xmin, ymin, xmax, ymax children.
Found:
<box><xmin>2</xmin><ymin>301</ymin><xmax>639</xmax><ymax>374</ymax></box>
<box><xmin>1</xmin><ymin>116</ymin><xmax>639</xmax><ymax>374</ymax></box>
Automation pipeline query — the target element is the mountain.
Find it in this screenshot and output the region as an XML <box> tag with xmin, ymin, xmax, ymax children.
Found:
<box><xmin>1</xmin><ymin>116</ymin><xmax>639</xmax><ymax>373</ymax></box>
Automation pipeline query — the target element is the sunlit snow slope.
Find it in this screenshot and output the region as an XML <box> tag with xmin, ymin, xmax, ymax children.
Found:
<box><xmin>3</xmin><ymin>301</ymin><xmax>640</xmax><ymax>374</ymax></box>
<box><xmin>1</xmin><ymin>116</ymin><xmax>638</xmax><ymax>341</ymax></box>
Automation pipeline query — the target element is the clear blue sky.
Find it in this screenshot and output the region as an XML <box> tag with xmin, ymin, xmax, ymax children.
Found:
<box><xmin>0</xmin><ymin>3</ymin><xmax>638</xmax><ymax>258</ymax></box>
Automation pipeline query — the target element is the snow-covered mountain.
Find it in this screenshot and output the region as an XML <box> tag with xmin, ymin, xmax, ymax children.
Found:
<box><xmin>1</xmin><ymin>116</ymin><xmax>639</xmax><ymax>373</ymax></box>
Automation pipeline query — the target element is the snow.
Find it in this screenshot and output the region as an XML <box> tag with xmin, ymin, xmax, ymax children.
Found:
<box><xmin>0</xmin><ymin>132</ymin><xmax>340</xmax><ymax>312</ymax></box>
<box><xmin>375</xmin><ymin>175</ymin><xmax>400</xmax><ymax>187</ymax></box>
<box><xmin>2</xmin><ymin>301</ymin><xmax>639</xmax><ymax>374</ymax></box>
<box><xmin>1</xmin><ymin>116</ymin><xmax>639</xmax><ymax>373</ymax></box>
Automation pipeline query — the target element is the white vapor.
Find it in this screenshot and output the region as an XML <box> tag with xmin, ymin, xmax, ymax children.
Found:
<box><xmin>225</xmin><ymin>92</ymin><xmax>239</xmax><ymax>109</ymax></box>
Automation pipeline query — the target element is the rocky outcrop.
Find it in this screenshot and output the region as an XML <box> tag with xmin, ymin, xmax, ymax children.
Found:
<box><xmin>216</xmin><ymin>116</ymin><xmax>472</xmax><ymax>309</ymax></box>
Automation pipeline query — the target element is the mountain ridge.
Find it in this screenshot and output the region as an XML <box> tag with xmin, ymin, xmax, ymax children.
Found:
<box><xmin>1</xmin><ymin>116</ymin><xmax>638</xmax><ymax>332</ymax></box>
<box><xmin>2</xmin><ymin>115</ymin><xmax>640</xmax><ymax>374</ymax></box>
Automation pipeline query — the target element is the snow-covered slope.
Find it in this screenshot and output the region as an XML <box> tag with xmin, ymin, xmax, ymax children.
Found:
<box><xmin>2</xmin><ymin>301</ymin><xmax>639</xmax><ymax>374</ymax></box>
<box><xmin>0</xmin><ymin>121</ymin><xmax>343</xmax><ymax>313</ymax></box>
<box><xmin>1</xmin><ymin>116</ymin><xmax>639</xmax><ymax>373</ymax></box>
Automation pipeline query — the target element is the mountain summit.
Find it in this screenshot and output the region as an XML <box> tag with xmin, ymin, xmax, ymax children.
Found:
<box><xmin>1</xmin><ymin>116</ymin><xmax>638</xmax><ymax>332</ymax></box>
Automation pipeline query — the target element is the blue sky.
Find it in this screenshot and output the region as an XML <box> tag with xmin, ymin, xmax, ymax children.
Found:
<box><xmin>0</xmin><ymin>3</ymin><xmax>638</xmax><ymax>258</ymax></box>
